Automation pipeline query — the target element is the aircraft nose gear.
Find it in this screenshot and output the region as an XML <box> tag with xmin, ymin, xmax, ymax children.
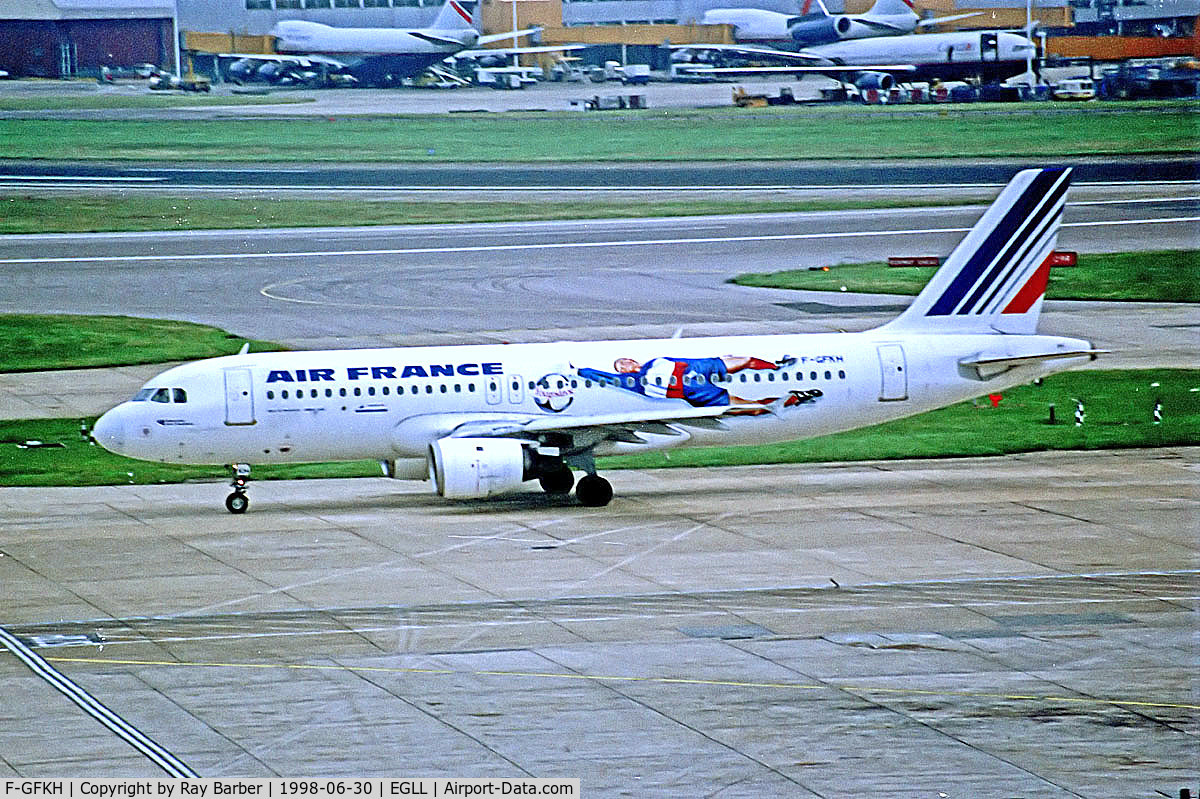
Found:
<box><xmin>575</xmin><ymin>473</ymin><xmax>613</xmax><ymax>507</ymax></box>
<box><xmin>226</xmin><ymin>463</ymin><xmax>251</xmax><ymax>514</ymax></box>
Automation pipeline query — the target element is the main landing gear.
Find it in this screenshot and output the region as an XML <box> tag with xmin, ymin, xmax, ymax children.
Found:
<box><xmin>539</xmin><ymin>458</ymin><xmax>613</xmax><ymax>507</ymax></box>
<box><xmin>575</xmin><ymin>474</ymin><xmax>613</xmax><ymax>507</ymax></box>
<box><xmin>225</xmin><ymin>463</ymin><xmax>251</xmax><ymax>514</ymax></box>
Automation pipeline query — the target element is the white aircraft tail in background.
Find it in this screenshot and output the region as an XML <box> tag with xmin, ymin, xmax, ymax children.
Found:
<box><xmin>224</xmin><ymin>0</ymin><xmax>547</xmax><ymax>87</ymax></box>
<box><xmin>701</xmin><ymin>0</ymin><xmax>983</xmax><ymax>46</ymax></box>
<box><xmin>93</xmin><ymin>168</ymin><xmax>1100</xmax><ymax>513</ymax></box>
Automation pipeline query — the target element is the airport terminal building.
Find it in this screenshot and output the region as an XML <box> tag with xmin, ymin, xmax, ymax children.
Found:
<box><xmin>0</xmin><ymin>0</ymin><xmax>1195</xmax><ymax>77</ymax></box>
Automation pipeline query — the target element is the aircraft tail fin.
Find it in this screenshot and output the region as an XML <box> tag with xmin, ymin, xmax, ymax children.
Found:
<box><xmin>880</xmin><ymin>167</ymin><xmax>1072</xmax><ymax>336</ymax></box>
<box><xmin>432</xmin><ymin>0</ymin><xmax>477</xmax><ymax>30</ymax></box>
<box><xmin>867</xmin><ymin>0</ymin><xmax>919</xmax><ymax>19</ymax></box>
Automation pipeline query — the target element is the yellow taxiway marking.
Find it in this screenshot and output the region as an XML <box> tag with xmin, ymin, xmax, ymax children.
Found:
<box><xmin>45</xmin><ymin>655</ymin><xmax>1200</xmax><ymax>712</ymax></box>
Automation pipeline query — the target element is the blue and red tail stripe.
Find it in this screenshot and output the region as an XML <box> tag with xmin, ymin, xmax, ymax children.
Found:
<box><xmin>926</xmin><ymin>167</ymin><xmax>1071</xmax><ymax>317</ymax></box>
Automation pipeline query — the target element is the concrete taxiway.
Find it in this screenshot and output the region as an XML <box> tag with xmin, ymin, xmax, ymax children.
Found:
<box><xmin>1</xmin><ymin>448</ymin><xmax>1196</xmax><ymax>793</ymax></box>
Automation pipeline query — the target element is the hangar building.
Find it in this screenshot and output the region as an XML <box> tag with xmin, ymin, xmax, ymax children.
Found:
<box><xmin>0</xmin><ymin>0</ymin><xmax>176</xmax><ymax>78</ymax></box>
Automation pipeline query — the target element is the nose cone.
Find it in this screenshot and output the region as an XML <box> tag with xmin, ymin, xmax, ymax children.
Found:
<box><xmin>92</xmin><ymin>407</ymin><xmax>126</xmax><ymax>455</ymax></box>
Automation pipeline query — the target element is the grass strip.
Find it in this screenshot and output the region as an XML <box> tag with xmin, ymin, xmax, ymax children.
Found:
<box><xmin>603</xmin><ymin>368</ymin><xmax>1200</xmax><ymax>469</ymax></box>
<box><xmin>734</xmin><ymin>250</ymin><xmax>1200</xmax><ymax>303</ymax></box>
<box><xmin>0</xmin><ymin>94</ymin><xmax>314</xmax><ymax>111</ymax></box>
<box><xmin>0</xmin><ymin>315</ymin><xmax>279</xmax><ymax>373</ymax></box>
<box><xmin>1</xmin><ymin>106</ymin><xmax>1195</xmax><ymax>162</ymax></box>
<box><xmin>0</xmin><ymin>194</ymin><xmax>978</xmax><ymax>235</ymax></box>
<box><xmin>1</xmin><ymin>369</ymin><xmax>1194</xmax><ymax>487</ymax></box>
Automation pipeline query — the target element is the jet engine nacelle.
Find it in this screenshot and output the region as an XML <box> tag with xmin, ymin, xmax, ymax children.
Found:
<box><xmin>227</xmin><ymin>58</ymin><xmax>258</xmax><ymax>84</ymax></box>
<box><xmin>256</xmin><ymin>61</ymin><xmax>287</xmax><ymax>83</ymax></box>
<box><xmin>854</xmin><ymin>71</ymin><xmax>895</xmax><ymax>91</ymax></box>
<box><xmin>788</xmin><ymin>16</ymin><xmax>840</xmax><ymax>45</ymax></box>
<box><xmin>428</xmin><ymin>437</ymin><xmax>532</xmax><ymax>499</ymax></box>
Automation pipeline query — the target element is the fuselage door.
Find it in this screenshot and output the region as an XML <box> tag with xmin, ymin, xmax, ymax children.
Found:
<box><xmin>507</xmin><ymin>374</ymin><xmax>524</xmax><ymax>405</ymax></box>
<box><xmin>224</xmin><ymin>368</ymin><xmax>256</xmax><ymax>425</ymax></box>
<box><xmin>877</xmin><ymin>344</ymin><xmax>908</xmax><ymax>401</ymax></box>
<box><xmin>981</xmin><ymin>31</ymin><xmax>999</xmax><ymax>62</ymax></box>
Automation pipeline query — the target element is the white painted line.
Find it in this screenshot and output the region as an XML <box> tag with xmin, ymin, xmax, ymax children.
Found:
<box><xmin>0</xmin><ymin>626</ymin><xmax>199</xmax><ymax>777</ymax></box>
<box><xmin>0</xmin><ymin>175</ymin><xmax>163</xmax><ymax>182</ymax></box>
<box><xmin>2</xmin><ymin>216</ymin><xmax>1196</xmax><ymax>266</ymax></box>
<box><xmin>1068</xmin><ymin>196</ymin><xmax>1200</xmax><ymax>207</ymax></box>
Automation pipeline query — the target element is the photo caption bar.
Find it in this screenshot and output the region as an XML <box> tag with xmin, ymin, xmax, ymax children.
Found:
<box><xmin>1</xmin><ymin>780</ymin><xmax>580</xmax><ymax>799</ymax></box>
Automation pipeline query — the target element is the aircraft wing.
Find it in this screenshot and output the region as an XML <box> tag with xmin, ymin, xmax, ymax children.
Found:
<box><xmin>446</xmin><ymin>404</ymin><xmax>771</xmax><ymax>442</ymax></box>
<box><xmin>679</xmin><ymin>63</ymin><xmax>917</xmax><ymax>75</ymax></box>
<box><xmin>669</xmin><ymin>43</ymin><xmax>914</xmax><ymax>74</ymax></box>
<box><xmin>221</xmin><ymin>52</ymin><xmax>348</xmax><ymax>68</ymax></box>
<box><xmin>668</xmin><ymin>43</ymin><xmax>819</xmax><ymax>61</ymax></box>
<box><xmin>917</xmin><ymin>11</ymin><xmax>986</xmax><ymax>28</ymax></box>
<box><xmin>456</xmin><ymin>43</ymin><xmax>587</xmax><ymax>58</ymax></box>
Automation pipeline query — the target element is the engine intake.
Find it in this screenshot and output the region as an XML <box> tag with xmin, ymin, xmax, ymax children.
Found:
<box><xmin>855</xmin><ymin>71</ymin><xmax>895</xmax><ymax>91</ymax></box>
<box><xmin>428</xmin><ymin>437</ymin><xmax>533</xmax><ymax>499</ymax></box>
<box><xmin>788</xmin><ymin>16</ymin><xmax>840</xmax><ymax>45</ymax></box>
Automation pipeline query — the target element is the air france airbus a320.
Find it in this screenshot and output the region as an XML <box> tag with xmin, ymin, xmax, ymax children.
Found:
<box><xmin>93</xmin><ymin>168</ymin><xmax>1100</xmax><ymax>513</ymax></box>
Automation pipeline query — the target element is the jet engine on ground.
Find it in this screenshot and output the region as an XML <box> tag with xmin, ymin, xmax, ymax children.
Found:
<box><xmin>788</xmin><ymin>16</ymin><xmax>841</xmax><ymax>46</ymax></box>
<box><xmin>428</xmin><ymin>437</ymin><xmax>534</xmax><ymax>499</ymax></box>
<box><xmin>854</xmin><ymin>71</ymin><xmax>895</xmax><ymax>91</ymax></box>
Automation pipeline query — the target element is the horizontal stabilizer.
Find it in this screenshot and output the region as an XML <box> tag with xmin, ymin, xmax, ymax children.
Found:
<box><xmin>917</xmin><ymin>11</ymin><xmax>985</xmax><ymax>27</ymax></box>
<box><xmin>476</xmin><ymin>27</ymin><xmax>543</xmax><ymax>46</ymax></box>
<box><xmin>410</xmin><ymin>30</ymin><xmax>472</xmax><ymax>47</ymax></box>
<box><xmin>959</xmin><ymin>349</ymin><xmax>1105</xmax><ymax>379</ymax></box>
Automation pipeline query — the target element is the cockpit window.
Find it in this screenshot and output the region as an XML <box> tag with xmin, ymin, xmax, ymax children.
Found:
<box><xmin>150</xmin><ymin>388</ymin><xmax>171</xmax><ymax>403</ymax></box>
<box><xmin>133</xmin><ymin>388</ymin><xmax>155</xmax><ymax>402</ymax></box>
<box><xmin>173</xmin><ymin>388</ymin><xmax>187</xmax><ymax>403</ymax></box>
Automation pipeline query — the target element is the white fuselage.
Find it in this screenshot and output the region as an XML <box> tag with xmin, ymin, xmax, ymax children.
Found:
<box><xmin>803</xmin><ymin>30</ymin><xmax>1034</xmax><ymax>67</ymax></box>
<box><xmin>93</xmin><ymin>329</ymin><xmax>1091</xmax><ymax>472</ymax></box>
<box><xmin>273</xmin><ymin>21</ymin><xmax>476</xmax><ymax>57</ymax></box>
<box><xmin>701</xmin><ymin>8</ymin><xmax>919</xmax><ymax>44</ymax></box>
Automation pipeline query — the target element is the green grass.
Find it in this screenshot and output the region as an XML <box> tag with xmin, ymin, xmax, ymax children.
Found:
<box><xmin>1</xmin><ymin>369</ymin><xmax>1195</xmax><ymax>487</ymax></box>
<box><xmin>0</xmin><ymin>315</ymin><xmax>279</xmax><ymax>372</ymax></box>
<box><xmin>0</xmin><ymin>418</ymin><xmax>378</xmax><ymax>487</ymax></box>
<box><xmin>0</xmin><ymin>104</ymin><xmax>1195</xmax><ymax>162</ymax></box>
<box><xmin>0</xmin><ymin>93</ymin><xmax>313</xmax><ymax>111</ymax></box>
<box><xmin>0</xmin><ymin>194</ymin><xmax>985</xmax><ymax>234</ymax></box>
<box><xmin>734</xmin><ymin>250</ymin><xmax>1200</xmax><ymax>303</ymax></box>
<box><xmin>601</xmin><ymin>368</ymin><xmax>1200</xmax><ymax>470</ymax></box>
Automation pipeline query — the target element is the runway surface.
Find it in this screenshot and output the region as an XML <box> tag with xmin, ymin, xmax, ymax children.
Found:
<box><xmin>2</xmin><ymin>155</ymin><xmax>1197</xmax><ymax>192</ymax></box>
<box><xmin>1</xmin><ymin>448</ymin><xmax>1196</xmax><ymax>792</ymax></box>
